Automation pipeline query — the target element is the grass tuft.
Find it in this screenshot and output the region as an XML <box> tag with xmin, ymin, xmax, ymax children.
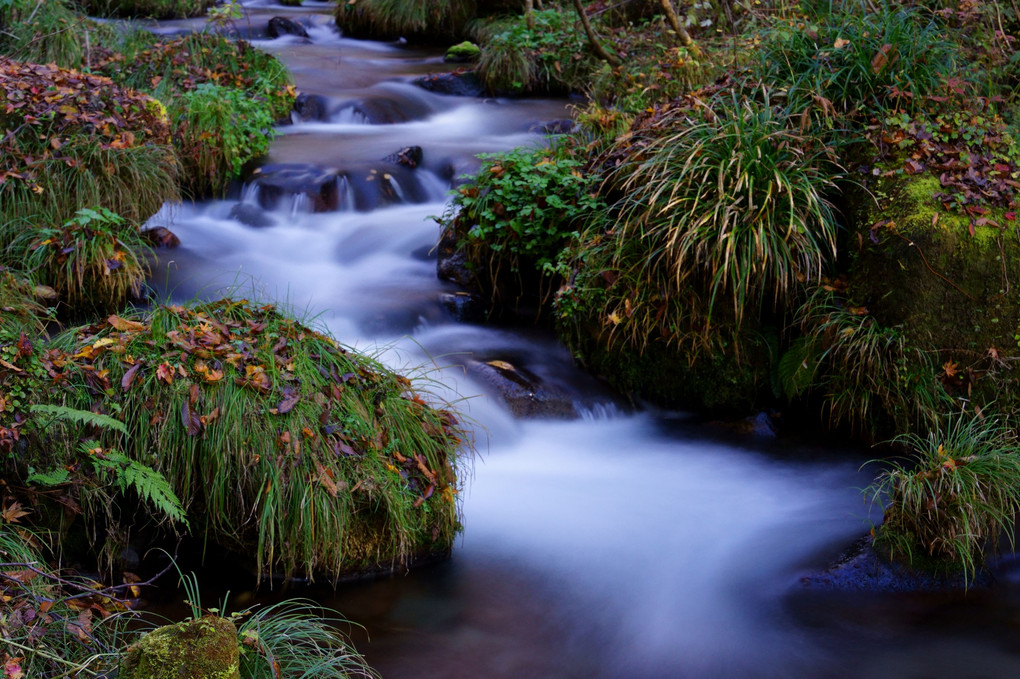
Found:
<box><xmin>869</xmin><ymin>413</ymin><xmax>1020</xmax><ymax>585</ymax></box>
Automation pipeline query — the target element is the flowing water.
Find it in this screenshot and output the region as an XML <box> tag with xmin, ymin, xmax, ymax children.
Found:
<box><xmin>144</xmin><ymin>4</ymin><xmax>1020</xmax><ymax>677</ymax></box>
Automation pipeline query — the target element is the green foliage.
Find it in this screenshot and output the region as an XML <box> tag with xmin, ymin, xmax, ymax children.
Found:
<box><xmin>0</xmin><ymin>269</ymin><xmax>49</xmax><ymax>336</ymax></box>
<box><xmin>611</xmin><ymin>92</ymin><xmax>840</xmax><ymax>325</ymax></box>
<box><xmin>475</xmin><ymin>9</ymin><xmax>596</xmax><ymax>94</ymax></box>
<box><xmin>237</xmin><ymin>600</ymin><xmax>377</xmax><ymax>679</ymax></box>
<box><xmin>869</xmin><ymin>413</ymin><xmax>1020</xmax><ymax>584</ymax></box>
<box><xmin>0</xmin><ymin>0</ymin><xmax>115</xmax><ymax>68</ymax></box>
<box><xmin>336</xmin><ymin>0</ymin><xmax>474</xmax><ymax>41</ymax></box>
<box><xmin>790</xmin><ymin>288</ymin><xmax>951</xmax><ymax>436</ymax></box>
<box><xmin>440</xmin><ymin>141</ymin><xmax>605</xmax><ymax>304</ymax></box>
<box><xmin>170</xmin><ymin>83</ymin><xmax>277</xmax><ymax>197</ymax></box>
<box><xmin>78</xmin><ymin>0</ymin><xmax>216</xmax><ymax>19</ymax></box>
<box><xmin>754</xmin><ymin>0</ymin><xmax>956</xmax><ymax>119</ymax></box>
<box><xmin>21</xmin><ymin>207</ymin><xmax>151</xmax><ymax>314</ymax></box>
<box><xmin>29</xmin><ymin>404</ymin><xmax>128</xmax><ymax>435</ymax></box>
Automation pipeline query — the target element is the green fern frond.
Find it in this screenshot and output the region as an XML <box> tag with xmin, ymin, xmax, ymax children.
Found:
<box><xmin>26</xmin><ymin>467</ymin><xmax>72</xmax><ymax>486</ymax></box>
<box><xmin>85</xmin><ymin>446</ymin><xmax>189</xmax><ymax>527</ymax></box>
<box><xmin>30</xmin><ymin>404</ymin><xmax>128</xmax><ymax>435</ymax></box>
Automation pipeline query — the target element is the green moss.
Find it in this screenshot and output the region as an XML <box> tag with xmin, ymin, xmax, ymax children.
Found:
<box><xmin>120</xmin><ymin>616</ymin><xmax>240</xmax><ymax>679</ymax></box>
<box><xmin>445</xmin><ymin>40</ymin><xmax>481</xmax><ymax>62</ymax></box>
<box><xmin>846</xmin><ymin>171</ymin><xmax>1020</xmax><ymax>423</ymax></box>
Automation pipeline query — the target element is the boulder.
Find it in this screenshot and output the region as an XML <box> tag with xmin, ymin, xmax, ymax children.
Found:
<box><xmin>120</xmin><ymin>616</ymin><xmax>239</xmax><ymax>679</ymax></box>
<box><xmin>293</xmin><ymin>93</ymin><xmax>330</xmax><ymax>122</ymax></box>
<box><xmin>267</xmin><ymin>16</ymin><xmax>309</xmax><ymax>39</ymax></box>
<box><xmin>413</xmin><ymin>71</ymin><xmax>484</xmax><ymax>98</ymax></box>
<box><xmin>382</xmin><ymin>145</ymin><xmax>423</xmax><ymax>169</ymax></box>
<box><xmin>142</xmin><ymin>226</ymin><xmax>180</xmax><ymax>249</ymax></box>
<box><xmin>249</xmin><ymin>163</ymin><xmax>342</xmax><ymax>212</ymax></box>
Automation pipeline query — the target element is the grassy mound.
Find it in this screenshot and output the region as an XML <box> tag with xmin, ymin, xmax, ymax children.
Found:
<box><xmin>8</xmin><ymin>300</ymin><xmax>464</xmax><ymax>579</ymax></box>
<box><xmin>95</xmin><ymin>32</ymin><xmax>294</xmax><ymax>197</ymax></box>
<box><xmin>336</xmin><ymin>0</ymin><xmax>475</xmax><ymax>41</ymax></box>
<box><xmin>0</xmin><ymin>0</ymin><xmax>115</xmax><ymax>68</ymax></box>
<box><xmin>78</xmin><ymin>0</ymin><xmax>217</xmax><ymax>20</ymax></box>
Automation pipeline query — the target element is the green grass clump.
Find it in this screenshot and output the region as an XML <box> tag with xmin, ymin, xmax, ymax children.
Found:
<box><xmin>34</xmin><ymin>299</ymin><xmax>464</xmax><ymax>580</ymax></box>
<box><xmin>336</xmin><ymin>0</ymin><xmax>474</xmax><ymax>41</ymax></box>
<box><xmin>0</xmin><ymin>269</ymin><xmax>49</xmax><ymax>336</ymax></box>
<box><xmin>238</xmin><ymin>600</ymin><xmax>377</xmax><ymax>678</ymax></box>
<box><xmin>0</xmin><ymin>0</ymin><xmax>115</xmax><ymax>68</ymax></box>
<box><xmin>20</xmin><ymin>208</ymin><xmax>151</xmax><ymax>315</ymax></box>
<box><xmin>783</xmin><ymin>288</ymin><xmax>951</xmax><ymax>437</ymax></box>
<box><xmin>439</xmin><ymin>140</ymin><xmax>604</xmax><ymax>306</ymax></box>
<box><xmin>754</xmin><ymin>0</ymin><xmax>956</xmax><ymax>119</ymax></box>
<box><xmin>610</xmin><ymin>92</ymin><xmax>840</xmax><ymax>325</ymax></box>
<box><xmin>78</xmin><ymin>0</ymin><xmax>216</xmax><ymax>19</ymax></box>
<box><xmin>869</xmin><ymin>413</ymin><xmax>1020</xmax><ymax>584</ymax></box>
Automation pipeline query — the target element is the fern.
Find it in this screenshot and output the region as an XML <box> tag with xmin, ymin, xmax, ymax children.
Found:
<box><xmin>776</xmin><ymin>336</ymin><xmax>822</xmax><ymax>400</ymax></box>
<box><xmin>26</xmin><ymin>467</ymin><xmax>72</xmax><ymax>486</ymax></box>
<box><xmin>30</xmin><ymin>404</ymin><xmax>128</xmax><ymax>435</ymax></box>
<box><xmin>88</xmin><ymin>447</ymin><xmax>189</xmax><ymax>528</ymax></box>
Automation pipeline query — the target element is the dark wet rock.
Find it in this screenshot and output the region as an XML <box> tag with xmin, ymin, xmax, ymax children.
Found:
<box><xmin>344</xmin><ymin>164</ymin><xmax>428</xmax><ymax>210</ymax></box>
<box><xmin>414</xmin><ymin>71</ymin><xmax>484</xmax><ymax>98</ymax></box>
<box><xmin>444</xmin><ymin>41</ymin><xmax>481</xmax><ymax>63</ymax></box>
<box><xmin>268</xmin><ymin>16</ymin><xmax>309</xmax><ymax>39</ymax></box>
<box><xmin>293</xmin><ymin>93</ymin><xmax>329</xmax><ymax>122</ymax></box>
<box><xmin>229</xmin><ymin>203</ymin><xmax>278</xmax><ymax>228</ymax></box>
<box><xmin>438</xmin><ymin>292</ymin><xmax>487</xmax><ymax>323</ymax></box>
<box><xmin>529</xmin><ymin>119</ymin><xmax>575</xmax><ymax>135</ymax></box>
<box><xmin>142</xmin><ymin>226</ymin><xmax>180</xmax><ymax>249</ymax></box>
<box><xmin>710</xmin><ymin>411</ymin><xmax>778</xmax><ymax>438</ymax></box>
<box><xmin>436</xmin><ymin>227</ymin><xmax>477</xmax><ymax>288</ymax></box>
<box><xmin>249</xmin><ymin>163</ymin><xmax>343</xmax><ymax>212</ymax></box>
<box><xmin>335</xmin><ymin>97</ymin><xmax>430</xmax><ymax>124</ymax></box>
<box><xmin>382</xmin><ymin>145</ymin><xmax>424</xmax><ymax>169</ymax></box>
<box><xmin>800</xmin><ymin>536</ymin><xmax>993</xmax><ymax>592</ymax></box>
<box><xmin>467</xmin><ymin>358</ymin><xmax>578</xmax><ymax>419</ymax></box>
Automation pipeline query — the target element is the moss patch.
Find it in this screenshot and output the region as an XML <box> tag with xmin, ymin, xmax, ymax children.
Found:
<box><xmin>121</xmin><ymin>616</ymin><xmax>240</xmax><ymax>679</ymax></box>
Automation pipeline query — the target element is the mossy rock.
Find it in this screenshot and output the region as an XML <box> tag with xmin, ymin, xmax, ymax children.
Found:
<box><xmin>120</xmin><ymin>616</ymin><xmax>240</xmax><ymax>679</ymax></box>
<box><xmin>845</xmin><ymin>172</ymin><xmax>1020</xmax><ymax>414</ymax></box>
<box><xmin>18</xmin><ymin>299</ymin><xmax>464</xmax><ymax>579</ymax></box>
<box><xmin>445</xmin><ymin>41</ymin><xmax>480</xmax><ymax>63</ymax></box>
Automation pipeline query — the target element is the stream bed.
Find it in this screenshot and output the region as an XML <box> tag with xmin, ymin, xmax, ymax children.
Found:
<box><xmin>144</xmin><ymin>3</ymin><xmax>1020</xmax><ymax>677</ymax></box>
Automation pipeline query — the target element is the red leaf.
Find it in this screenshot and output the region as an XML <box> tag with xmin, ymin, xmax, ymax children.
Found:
<box><xmin>181</xmin><ymin>399</ymin><xmax>202</xmax><ymax>437</ymax></box>
<box><xmin>121</xmin><ymin>362</ymin><xmax>142</xmax><ymax>391</ymax></box>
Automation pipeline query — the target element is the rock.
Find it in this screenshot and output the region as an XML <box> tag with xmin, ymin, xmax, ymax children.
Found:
<box><xmin>800</xmin><ymin>535</ymin><xmax>992</xmax><ymax>593</ymax></box>
<box><xmin>413</xmin><ymin>71</ymin><xmax>484</xmax><ymax>98</ymax></box>
<box><xmin>267</xmin><ymin>16</ymin><xmax>309</xmax><ymax>39</ymax></box>
<box><xmin>293</xmin><ymin>93</ymin><xmax>329</xmax><ymax>122</ymax></box>
<box><xmin>142</xmin><ymin>226</ymin><xmax>180</xmax><ymax>249</ymax></box>
<box><xmin>335</xmin><ymin>97</ymin><xmax>430</xmax><ymax>124</ymax></box>
<box><xmin>120</xmin><ymin>615</ymin><xmax>240</xmax><ymax>679</ymax></box>
<box><xmin>528</xmin><ymin>119</ymin><xmax>575</xmax><ymax>135</ymax></box>
<box><xmin>382</xmin><ymin>145</ymin><xmax>423</xmax><ymax>169</ymax></box>
<box><xmin>438</xmin><ymin>291</ymin><xmax>487</xmax><ymax>323</ymax></box>
<box><xmin>249</xmin><ymin>163</ymin><xmax>342</xmax><ymax>212</ymax></box>
<box><xmin>444</xmin><ymin>41</ymin><xmax>481</xmax><ymax>63</ymax></box>
<box><xmin>467</xmin><ymin>358</ymin><xmax>578</xmax><ymax>419</ymax></box>
<box><xmin>229</xmin><ymin>203</ymin><xmax>277</xmax><ymax>228</ymax></box>
<box><xmin>436</xmin><ymin>227</ymin><xmax>476</xmax><ymax>288</ymax></box>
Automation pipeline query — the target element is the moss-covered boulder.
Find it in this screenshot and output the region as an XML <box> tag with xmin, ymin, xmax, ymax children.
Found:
<box><xmin>445</xmin><ymin>40</ymin><xmax>480</xmax><ymax>63</ymax></box>
<box><xmin>120</xmin><ymin>616</ymin><xmax>240</xmax><ymax>679</ymax></box>
<box><xmin>9</xmin><ymin>299</ymin><xmax>464</xmax><ymax>579</ymax></box>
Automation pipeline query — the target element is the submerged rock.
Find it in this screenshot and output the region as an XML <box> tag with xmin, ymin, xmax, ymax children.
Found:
<box><xmin>468</xmin><ymin>358</ymin><xmax>578</xmax><ymax>419</ymax></box>
<box><xmin>120</xmin><ymin>616</ymin><xmax>239</xmax><ymax>679</ymax></box>
<box><xmin>293</xmin><ymin>92</ymin><xmax>330</xmax><ymax>122</ymax></box>
<box><xmin>229</xmin><ymin>203</ymin><xmax>277</xmax><ymax>228</ymax></box>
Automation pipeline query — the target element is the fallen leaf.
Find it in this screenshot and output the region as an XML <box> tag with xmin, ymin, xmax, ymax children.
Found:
<box><xmin>181</xmin><ymin>400</ymin><xmax>202</xmax><ymax>437</ymax></box>
<box><xmin>108</xmin><ymin>315</ymin><xmax>145</xmax><ymax>333</ymax></box>
<box><xmin>121</xmin><ymin>362</ymin><xmax>142</xmax><ymax>391</ymax></box>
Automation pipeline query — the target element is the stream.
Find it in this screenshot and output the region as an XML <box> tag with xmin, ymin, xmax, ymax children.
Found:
<box><xmin>143</xmin><ymin>3</ymin><xmax>1020</xmax><ymax>677</ymax></box>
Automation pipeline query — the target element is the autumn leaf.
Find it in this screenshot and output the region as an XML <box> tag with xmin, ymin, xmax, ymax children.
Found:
<box><xmin>1</xmin><ymin>502</ymin><xmax>30</xmax><ymax>524</ymax></box>
<box><xmin>181</xmin><ymin>399</ymin><xmax>202</xmax><ymax>437</ymax></box>
<box><xmin>156</xmin><ymin>362</ymin><xmax>174</xmax><ymax>385</ymax></box>
<box><xmin>121</xmin><ymin>362</ymin><xmax>142</xmax><ymax>391</ymax></box>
